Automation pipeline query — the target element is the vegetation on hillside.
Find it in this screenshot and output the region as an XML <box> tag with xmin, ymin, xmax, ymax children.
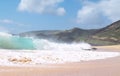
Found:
<box><xmin>19</xmin><ymin>20</ymin><xmax>120</xmax><ymax>46</ymax></box>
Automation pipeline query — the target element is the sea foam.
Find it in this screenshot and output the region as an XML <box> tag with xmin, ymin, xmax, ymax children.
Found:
<box><xmin>0</xmin><ymin>32</ymin><xmax>92</xmax><ymax>50</ymax></box>
<box><xmin>0</xmin><ymin>32</ymin><xmax>119</xmax><ymax>66</ymax></box>
<box><xmin>0</xmin><ymin>49</ymin><xmax>119</xmax><ymax>66</ymax></box>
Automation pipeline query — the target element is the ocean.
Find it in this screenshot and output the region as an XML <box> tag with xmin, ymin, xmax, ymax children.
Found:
<box><xmin>0</xmin><ymin>32</ymin><xmax>119</xmax><ymax>66</ymax></box>
<box><xmin>0</xmin><ymin>32</ymin><xmax>92</xmax><ymax>50</ymax></box>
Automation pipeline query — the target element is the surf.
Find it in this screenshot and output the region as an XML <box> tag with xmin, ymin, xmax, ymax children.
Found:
<box><xmin>0</xmin><ymin>33</ymin><xmax>35</xmax><ymax>50</ymax></box>
<box><xmin>0</xmin><ymin>32</ymin><xmax>119</xmax><ymax>66</ymax></box>
<box><xmin>0</xmin><ymin>32</ymin><xmax>92</xmax><ymax>50</ymax></box>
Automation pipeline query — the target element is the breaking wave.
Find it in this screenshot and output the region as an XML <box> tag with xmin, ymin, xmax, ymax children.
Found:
<box><xmin>0</xmin><ymin>32</ymin><xmax>92</xmax><ymax>50</ymax></box>
<box><xmin>0</xmin><ymin>32</ymin><xmax>119</xmax><ymax>66</ymax></box>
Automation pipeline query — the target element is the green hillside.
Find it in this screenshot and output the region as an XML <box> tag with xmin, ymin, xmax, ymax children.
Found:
<box><xmin>92</xmin><ymin>20</ymin><xmax>120</xmax><ymax>44</ymax></box>
<box><xmin>19</xmin><ymin>20</ymin><xmax>120</xmax><ymax>46</ymax></box>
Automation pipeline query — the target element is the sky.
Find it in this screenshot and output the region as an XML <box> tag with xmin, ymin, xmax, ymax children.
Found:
<box><xmin>0</xmin><ymin>0</ymin><xmax>120</xmax><ymax>33</ymax></box>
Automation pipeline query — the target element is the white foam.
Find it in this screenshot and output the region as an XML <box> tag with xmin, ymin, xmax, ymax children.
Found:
<box><xmin>0</xmin><ymin>49</ymin><xmax>119</xmax><ymax>66</ymax></box>
<box><xmin>0</xmin><ymin>32</ymin><xmax>12</xmax><ymax>37</ymax></box>
<box><xmin>33</xmin><ymin>39</ymin><xmax>92</xmax><ymax>50</ymax></box>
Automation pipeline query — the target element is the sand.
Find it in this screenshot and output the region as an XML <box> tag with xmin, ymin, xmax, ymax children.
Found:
<box><xmin>96</xmin><ymin>45</ymin><xmax>120</xmax><ymax>51</ymax></box>
<box><xmin>0</xmin><ymin>45</ymin><xmax>120</xmax><ymax>76</ymax></box>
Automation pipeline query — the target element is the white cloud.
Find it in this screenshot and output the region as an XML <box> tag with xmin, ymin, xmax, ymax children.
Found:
<box><xmin>0</xmin><ymin>19</ymin><xmax>13</xmax><ymax>24</ymax></box>
<box><xmin>18</xmin><ymin>0</ymin><xmax>66</xmax><ymax>16</ymax></box>
<box><xmin>100</xmin><ymin>0</ymin><xmax>120</xmax><ymax>21</ymax></box>
<box><xmin>56</xmin><ymin>7</ymin><xmax>66</xmax><ymax>16</ymax></box>
<box><xmin>77</xmin><ymin>0</ymin><xmax>120</xmax><ymax>28</ymax></box>
<box><xmin>0</xmin><ymin>19</ymin><xmax>26</xmax><ymax>26</ymax></box>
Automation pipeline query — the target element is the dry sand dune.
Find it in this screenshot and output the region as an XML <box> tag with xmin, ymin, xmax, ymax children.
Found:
<box><xmin>0</xmin><ymin>45</ymin><xmax>120</xmax><ymax>76</ymax></box>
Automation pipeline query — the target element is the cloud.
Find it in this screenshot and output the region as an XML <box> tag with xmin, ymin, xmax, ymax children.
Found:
<box><xmin>77</xmin><ymin>0</ymin><xmax>120</xmax><ymax>28</ymax></box>
<box><xmin>0</xmin><ymin>19</ymin><xmax>13</xmax><ymax>24</ymax></box>
<box><xmin>0</xmin><ymin>19</ymin><xmax>26</xmax><ymax>26</ymax></box>
<box><xmin>56</xmin><ymin>7</ymin><xmax>66</xmax><ymax>16</ymax></box>
<box><xmin>18</xmin><ymin>0</ymin><xmax>66</xmax><ymax>16</ymax></box>
<box><xmin>100</xmin><ymin>0</ymin><xmax>120</xmax><ymax>21</ymax></box>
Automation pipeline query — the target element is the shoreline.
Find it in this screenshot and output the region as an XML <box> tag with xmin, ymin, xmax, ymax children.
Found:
<box><xmin>0</xmin><ymin>49</ymin><xmax>119</xmax><ymax>66</ymax></box>
<box><xmin>0</xmin><ymin>55</ymin><xmax>120</xmax><ymax>76</ymax></box>
<box><xmin>0</xmin><ymin>45</ymin><xmax>120</xmax><ymax>76</ymax></box>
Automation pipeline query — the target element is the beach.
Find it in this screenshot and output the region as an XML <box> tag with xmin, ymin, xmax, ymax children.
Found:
<box><xmin>1</xmin><ymin>0</ymin><xmax>120</xmax><ymax>75</ymax></box>
<box><xmin>0</xmin><ymin>45</ymin><xmax>120</xmax><ymax>76</ymax></box>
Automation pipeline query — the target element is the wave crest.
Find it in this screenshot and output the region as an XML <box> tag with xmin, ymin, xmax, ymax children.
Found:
<box><xmin>0</xmin><ymin>32</ymin><xmax>92</xmax><ymax>50</ymax></box>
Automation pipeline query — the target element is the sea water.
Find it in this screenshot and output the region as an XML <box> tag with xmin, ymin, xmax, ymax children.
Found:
<box><xmin>0</xmin><ymin>32</ymin><xmax>119</xmax><ymax>66</ymax></box>
<box><xmin>0</xmin><ymin>32</ymin><xmax>91</xmax><ymax>50</ymax></box>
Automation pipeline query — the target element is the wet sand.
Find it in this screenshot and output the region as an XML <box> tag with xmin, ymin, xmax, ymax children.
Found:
<box><xmin>0</xmin><ymin>45</ymin><xmax>120</xmax><ymax>76</ymax></box>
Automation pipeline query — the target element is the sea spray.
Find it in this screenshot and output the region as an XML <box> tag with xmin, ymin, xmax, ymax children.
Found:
<box><xmin>33</xmin><ymin>39</ymin><xmax>92</xmax><ymax>51</ymax></box>
<box><xmin>0</xmin><ymin>32</ymin><xmax>119</xmax><ymax>66</ymax></box>
<box><xmin>0</xmin><ymin>32</ymin><xmax>92</xmax><ymax>50</ymax></box>
<box><xmin>0</xmin><ymin>35</ymin><xmax>35</xmax><ymax>50</ymax></box>
<box><xmin>0</xmin><ymin>32</ymin><xmax>12</xmax><ymax>37</ymax></box>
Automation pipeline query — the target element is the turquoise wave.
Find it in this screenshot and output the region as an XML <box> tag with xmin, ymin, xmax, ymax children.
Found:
<box><xmin>0</xmin><ymin>33</ymin><xmax>92</xmax><ymax>50</ymax></box>
<box><xmin>0</xmin><ymin>36</ymin><xmax>35</xmax><ymax>50</ymax></box>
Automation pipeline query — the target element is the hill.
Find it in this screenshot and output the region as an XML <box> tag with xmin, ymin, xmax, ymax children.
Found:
<box><xmin>19</xmin><ymin>20</ymin><xmax>120</xmax><ymax>45</ymax></box>
<box><xmin>19</xmin><ymin>28</ymin><xmax>97</xmax><ymax>43</ymax></box>
<box><xmin>92</xmin><ymin>20</ymin><xmax>120</xmax><ymax>44</ymax></box>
